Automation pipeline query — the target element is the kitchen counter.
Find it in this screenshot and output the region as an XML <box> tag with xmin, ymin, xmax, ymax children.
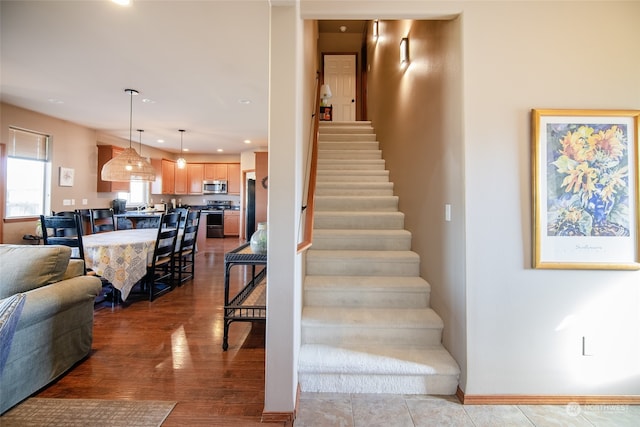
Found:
<box><xmin>115</xmin><ymin>212</ymin><xmax>163</xmax><ymax>229</ymax></box>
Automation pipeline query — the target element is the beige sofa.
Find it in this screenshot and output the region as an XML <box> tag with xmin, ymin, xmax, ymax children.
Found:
<box><xmin>0</xmin><ymin>244</ymin><xmax>102</xmax><ymax>414</ymax></box>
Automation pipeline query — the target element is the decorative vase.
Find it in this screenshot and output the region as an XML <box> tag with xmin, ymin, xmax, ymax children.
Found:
<box><xmin>250</xmin><ymin>222</ymin><xmax>268</xmax><ymax>254</ymax></box>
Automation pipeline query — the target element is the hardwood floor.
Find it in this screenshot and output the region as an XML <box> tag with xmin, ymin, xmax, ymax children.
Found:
<box><xmin>36</xmin><ymin>237</ymin><xmax>282</xmax><ymax>426</ymax></box>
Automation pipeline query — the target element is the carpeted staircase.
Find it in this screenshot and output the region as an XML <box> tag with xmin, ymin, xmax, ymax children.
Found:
<box><xmin>298</xmin><ymin>121</ymin><xmax>460</xmax><ymax>394</ymax></box>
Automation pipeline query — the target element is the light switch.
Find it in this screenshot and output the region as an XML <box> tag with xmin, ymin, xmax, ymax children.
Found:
<box><xmin>445</xmin><ymin>204</ymin><xmax>451</xmax><ymax>222</ymax></box>
<box><xmin>63</xmin><ymin>199</ymin><xmax>71</xmax><ymax>206</ymax></box>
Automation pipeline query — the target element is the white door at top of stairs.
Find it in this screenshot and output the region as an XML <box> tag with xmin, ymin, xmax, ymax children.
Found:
<box><xmin>323</xmin><ymin>54</ymin><xmax>356</xmax><ymax>122</ymax></box>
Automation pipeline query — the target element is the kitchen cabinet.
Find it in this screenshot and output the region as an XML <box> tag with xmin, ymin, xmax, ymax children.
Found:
<box><xmin>204</xmin><ymin>163</ymin><xmax>227</xmax><ymax>181</ymax></box>
<box><xmin>97</xmin><ymin>145</ymin><xmax>130</xmax><ymax>192</ymax></box>
<box><xmin>187</xmin><ymin>163</ymin><xmax>204</xmax><ymax>194</ymax></box>
<box><xmin>161</xmin><ymin>159</ymin><xmax>176</xmax><ymax>194</ymax></box>
<box><xmin>227</xmin><ymin>163</ymin><xmax>240</xmax><ymax>195</ymax></box>
<box><xmin>224</xmin><ymin>210</ymin><xmax>239</xmax><ymax>236</ymax></box>
<box><xmin>174</xmin><ymin>164</ymin><xmax>188</xmax><ymax>194</ymax></box>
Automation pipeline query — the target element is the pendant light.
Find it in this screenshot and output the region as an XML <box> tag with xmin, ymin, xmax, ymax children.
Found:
<box><xmin>101</xmin><ymin>89</ymin><xmax>156</xmax><ymax>181</ymax></box>
<box><xmin>135</xmin><ymin>128</ymin><xmax>156</xmax><ymax>178</ymax></box>
<box><xmin>176</xmin><ymin>129</ymin><xmax>187</xmax><ymax>169</ymax></box>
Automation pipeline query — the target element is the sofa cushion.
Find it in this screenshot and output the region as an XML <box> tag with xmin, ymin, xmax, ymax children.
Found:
<box><xmin>0</xmin><ymin>293</ymin><xmax>26</xmax><ymax>375</ymax></box>
<box><xmin>0</xmin><ymin>245</ymin><xmax>71</xmax><ymax>299</ymax></box>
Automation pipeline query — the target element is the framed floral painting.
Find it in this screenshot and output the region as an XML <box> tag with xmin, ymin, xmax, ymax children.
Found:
<box><xmin>532</xmin><ymin>109</ymin><xmax>640</xmax><ymax>270</ymax></box>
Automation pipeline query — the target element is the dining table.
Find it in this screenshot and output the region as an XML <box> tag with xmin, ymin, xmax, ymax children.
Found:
<box><xmin>82</xmin><ymin>228</ymin><xmax>160</xmax><ymax>302</ymax></box>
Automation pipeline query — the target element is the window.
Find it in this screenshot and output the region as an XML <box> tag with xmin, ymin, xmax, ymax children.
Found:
<box><xmin>117</xmin><ymin>181</ymin><xmax>149</xmax><ymax>207</ymax></box>
<box><xmin>5</xmin><ymin>128</ymin><xmax>50</xmax><ymax>218</ymax></box>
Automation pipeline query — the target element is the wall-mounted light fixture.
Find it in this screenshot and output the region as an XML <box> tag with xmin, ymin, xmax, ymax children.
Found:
<box><xmin>373</xmin><ymin>20</ymin><xmax>379</xmax><ymax>39</ymax></box>
<box><xmin>400</xmin><ymin>37</ymin><xmax>409</xmax><ymax>65</ymax></box>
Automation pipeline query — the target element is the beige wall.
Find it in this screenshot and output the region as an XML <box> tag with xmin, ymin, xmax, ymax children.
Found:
<box><xmin>365</xmin><ymin>18</ymin><xmax>466</xmax><ymax>386</ymax></box>
<box><xmin>301</xmin><ymin>0</ymin><xmax>640</xmax><ymax>398</ymax></box>
<box><xmin>0</xmin><ymin>102</ymin><xmax>244</xmax><ymax>243</ymax></box>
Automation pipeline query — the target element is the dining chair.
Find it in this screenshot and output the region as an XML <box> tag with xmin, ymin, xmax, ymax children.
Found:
<box><xmin>173</xmin><ymin>210</ymin><xmax>201</xmax><ymax>285</ymax></box>
<box><xmin>50</xmin><ymin>211</ymin><xmax>77</xmax><ymax>236</ymax></box>
<box><xmin>90</xmin><ymin>208</ymin><xmax>116</xmax><ymax>233</ymax></box>
<box><xmin>144</xmin><ymin>213</ymin><xmax>180</xmax><ymax>301</ymax></box>
<box><xmin>171</xmin><ymin>208</ymin><xmax>189</xmax><ymax>228</ymax></box>
<box><xmin>40</xmin><ymin>214</ymin><xmax>86</xmax><ymax>267</ymax></box>
<box><xmin>161</xmin><ymin>212</ymin><xmax>181</xmax><ymax>230</ymax></box>
<box><xmin>75</xmin><ymin>209</ymin><xmax>93</xmax><ymax>235</ymax></box>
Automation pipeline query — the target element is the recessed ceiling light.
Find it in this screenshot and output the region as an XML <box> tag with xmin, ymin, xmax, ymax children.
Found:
<box><xmin>111</xmin><ymin>0</ymin><xmax>131</xmax><ymax>6</ymax></box>
<box><xmin>48</xmin><ymin>98</ymin><xmax>64</xmax><ymax>104</ymax></box>
<box><xmin>244</xmin><ymin>139</ymin><xmax>251</xmax><ymax>144</ymax></box>
<box><xmin>217</xmin><ymin>148</ymin><xmax>224</xmax><ymax>152</ymax></box>
<box><xmin>142</xmin><ymin>98</ymin><xmax>156</xmax><ymax>104</ymax></box>
<box><xmin>183</xmin><ymin>148</ymin><xmax>189</xmax><ymax>152</ymax></box>
<box><xmin>238</xmin><ymin>99</ymin><xmax>251</xmax><ymax>105</ymax></box>
<box><xmin>157</xmin><ymin>139</ymin><xmax>164</xmax><ymax>143</ymax></box>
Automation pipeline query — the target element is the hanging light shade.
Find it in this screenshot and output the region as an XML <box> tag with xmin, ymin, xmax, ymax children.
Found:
<box><xmin>101</xmin><ymin>89</ymin><xmax>156</xmax><ymax>182</ymax></box>
<box><xmin>176</xmin><ymin>129</ymin><xmax>187</xmax><ymax>169</ymax></box>
<box><xmin>133</xmin><ymin>129</ymin><xmax>156</xmax><ymax>179</ymax></box>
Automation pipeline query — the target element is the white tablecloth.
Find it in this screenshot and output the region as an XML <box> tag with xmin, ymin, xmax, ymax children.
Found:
<box><xmin>83</xmin><ymin>229</ymin><xmax>158</xmax><ymax>301</ymax></box>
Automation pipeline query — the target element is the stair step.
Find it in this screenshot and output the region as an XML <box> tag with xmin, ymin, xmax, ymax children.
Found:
<box><xmin>304</xmin><ymin>276</ymin><xmax>430</xmax><ymax>308</ymax></box>
<box><xmin>306</xmin><ymin>250</ymin><xmax>419</xmax><ymax>276</ymax></box>
<box><xmin>315</xmin><ymin>182</ymin><xmax>394</xmax><ymax>196</ymax></box>
<box><xmin>319</xmin><ymin>149</ymin><xmax>381</xmax><ymax>160</ymax></box>
<box><xmin>315</xmin><ymin>196</ymin><xmax>399</xmax><ymax>212</ymax></box>
<box><xmin>311</xmin><ymin>229</ymin><xmax>411</xmax><ymax>250</ymax></box>
<box><xmin>317</xmin><ymin>171</ymin><xmax>390</xmax><ymax>183</ymax></box>
<box><xmin>319</xmin><ymin>120</ymin><xmax>372</xmax><ymax>127</ymax></box>
<box><xmin>318</xmin><ymin>133</ymin><xmax>378</xmax><ymax>142</ymax></box>
<box><xmin>298</xmin><ymin>344</ymin><xmax>460</xmax><ymax>394</ymax></box>
<box><xmin>301</xmin><ymin>307</ymin><xmax>443</xmax><ymax>346</ymax></box>
<box><xmin>319</xmin><ymin>126</ymin><xmax>374</xmax><ymax>134</ymax></box>
<box><xmin>317</xmin><ymin>159</ymin><xmax>386</xmax><ymax>171</ymax></box>
<box><xmin>313</xmin><ymin>211</ymin><xmax>404</xmax><ymax>230</ymax></box>
<box><xmin>318</xmin><ymin>141</ymin><xmax>379</xmax><ymax>151</ymax></box>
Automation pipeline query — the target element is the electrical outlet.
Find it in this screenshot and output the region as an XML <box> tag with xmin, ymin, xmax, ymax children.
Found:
<box><xmin>71</xmin><ymin>199</ymin><xmax>75</xmax><ymax>205</ymax></box>
<box><xmin>82</xmin><ymin>199</ymin><xmax>88</xmax><ymax>205</ymax></box>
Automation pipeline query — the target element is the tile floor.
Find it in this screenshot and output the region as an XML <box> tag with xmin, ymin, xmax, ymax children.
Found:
<box><xmin>295</xmin><ymin>393</ymin><xmax>640</xmax><ymax>427</ymax></box>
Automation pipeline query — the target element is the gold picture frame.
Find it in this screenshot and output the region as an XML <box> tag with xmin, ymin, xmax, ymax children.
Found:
<box><xmin>532</xmin><ymin>109</ymin><xmax>640</xmax><ymax>270</ymax></box>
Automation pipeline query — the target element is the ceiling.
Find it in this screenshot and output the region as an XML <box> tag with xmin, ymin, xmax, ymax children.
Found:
<box><xmin>1</xmin><ymin>0</ymin><xmax>273</xmax><ymax>155</ymax></box>
<box><xmin>1</xmin><ymin>1</ymin><xmax>368</xmax><ymax>156</ymax></box>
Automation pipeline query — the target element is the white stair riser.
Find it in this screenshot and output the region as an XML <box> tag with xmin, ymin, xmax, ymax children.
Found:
<box><xmin>302</xmin><ymin>325</ymin><xmax>442</xmax><ymax>347</ymax></box>
<box><xmin>319</xmin><ymin>150</ymin><xmax>382</xmax><ymax>160</ymax></box>
<box><xmin>319</xmin><ymin>126</ymin><xmax>374</xmax><ymax>134</ymax></box>
<box><xmin>315</xmin><ymin>196</ymin><xmax>399</xmax><ymax>212</ymax></box>
<box><xmin>318</xmin><ymin>134</ymin><xmax>377</xmax><ymax>142</ymax></box>
<box><xmin>315</xmin><ymin>188</ymin><xmax>395</xmax><ymax>196</ymax></box>
<box><xmin>316</xmin><ymin>182</ymin><xmax>393</xmax><ymax>190</ymax></box>
<box><xmin>318</xmin><ymin>141</ymin><xmax>379</xmax><ymax>151</ymax></box>
<box><xmin>298</xmin><ymin>373</ymin><xmax>458</xmax><ymax>395</ymax></box>
<box><xmin>306</xmin><ymin>258</ymin><xmax>419</xmax><ymax>276</ymax></box>
<box><xmin>317</xmin><ymin>160</ymin><xmax>386</xmax><ymax>170</ymax></box>
<box><xmin>312</xmin><ymin>230</ymin><xmax>411</xmax><ymax>250</ymax></box>
<box><xmin>314</xmin><ymin>212</ymin><xmax>405</xmax><ymax>230</ymax></box>
<box><xmin>305</xmin><ymin>289</ymin><xmax>429</xmax><ymax>308</ymax></box>
<box><xmin>317</xmin><ymin>172</ymin><xmax>390</xmax><ymax>183</ymax></box>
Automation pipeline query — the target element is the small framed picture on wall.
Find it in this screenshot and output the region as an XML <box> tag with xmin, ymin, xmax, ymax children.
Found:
<box><xmin>59</xmin><ymin>166</ymin><xmax>75</xmax><ymax>187</ymax></box>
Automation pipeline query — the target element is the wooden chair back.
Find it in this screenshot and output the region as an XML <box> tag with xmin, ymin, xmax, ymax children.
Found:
<box><xmin>40</xmin><ymin>214</ymin><xmax>85</xmax><ymax>261</ymax></box>
<box><xmin>90</xmin><ymin>208</ymin><xmax>115</xmax><ymax>233</ymax></box>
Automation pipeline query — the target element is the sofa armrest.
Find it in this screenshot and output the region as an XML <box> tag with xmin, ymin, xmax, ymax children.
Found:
<box><xmin>16</xmin><ymin>275</ymin><xmax>102</xmax><ymax>330</ymax></box>
<box><xmin>63</xmin><ymin>259</ymin><xmax>86</xmax><ymax>280</ymax></box>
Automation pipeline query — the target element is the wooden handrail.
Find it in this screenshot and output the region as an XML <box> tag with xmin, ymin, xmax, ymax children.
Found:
<box><xmin>297</xmin><ymin>75</ymin><xmax>321</xmax><ymax>253</ymax></box>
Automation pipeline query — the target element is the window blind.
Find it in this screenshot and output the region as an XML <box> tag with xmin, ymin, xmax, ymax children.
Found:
<box><xmin>8</xmin><ymin>127</ymin><xmax>50</xmax><ymax>161</ymax></box>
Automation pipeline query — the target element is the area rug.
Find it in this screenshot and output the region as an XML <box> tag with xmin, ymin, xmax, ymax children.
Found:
<box><xmin>0</xmin><ymin>398</ymin><xmax>176</xmax><ymax>426</ymax></box>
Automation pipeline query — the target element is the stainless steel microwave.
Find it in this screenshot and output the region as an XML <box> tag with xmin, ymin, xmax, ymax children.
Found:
<box><xmin>203</xmin><ymin>179</ymin><xmax>227</xmax><ymax>194</ymax></box>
